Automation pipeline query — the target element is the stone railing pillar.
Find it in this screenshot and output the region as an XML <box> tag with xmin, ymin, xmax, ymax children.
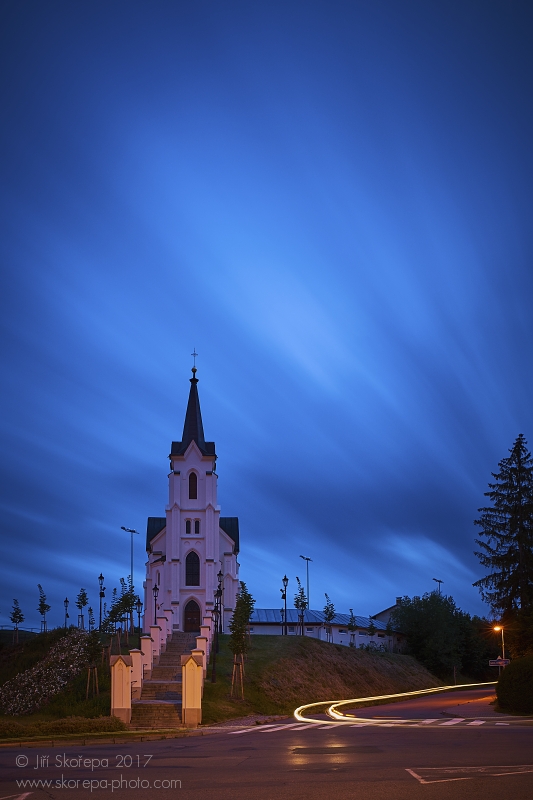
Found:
<box><xmin>195</xmin><ymin>637</ymin><xmax>208</xmax><ymax>678</ymax></box>
<box><xmin>156</xmin><ymin>616</ymin><xmax>168</xmax><ymax>652</ymax></box>
<box><xmin>149</xmin><ymin>625</ymin><xmax>161</xmax><ymax>665</ymax></box>
<box><xmin>163</xmin><ymin>609</ymin><xmax>173</xmax><ymax>640</ymax></box>
<box><xmin>140</xmin><ymin>634</ymin><xmax>153</xmax><ymax>679</ymax></box>
<box><xmin>129</xmin><ymin>649</ymin><xmax>142</xmax><ymax>699</ymax></box>
<box><xmin>200</xmin><ymin>626</ymin><xmax>211</xmax><ymax>658</ymax></box>
<box><xmin>181</xmin><ymin>653</ymin><xmax>203</xmax><ymax>728</ymax></box>
<box><xmin>110</xmin><ymin>655</ymin><xmax>132</xmax><ymax>723</ymax></box>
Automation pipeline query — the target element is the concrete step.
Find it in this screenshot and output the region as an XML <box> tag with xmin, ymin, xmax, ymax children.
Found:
<box><xmin>130</xmin><ymin>701</ymin><xmax>182</xmax><ymax>729</ymax></box>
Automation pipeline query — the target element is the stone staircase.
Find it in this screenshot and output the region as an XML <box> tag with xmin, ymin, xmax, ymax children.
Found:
<box><xmin>130</xmin><ymin>632</ymin><xmax>197</xmax><ymax>729</ymax></box>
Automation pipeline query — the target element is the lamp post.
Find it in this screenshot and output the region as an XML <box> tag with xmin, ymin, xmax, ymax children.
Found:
<box><xmin>217</xmin><ymin>570</ymin><xmax>224</xmax><ymax>633</ymax></box>
<box><xmin>299</xmin><ymin>556</ymin><xmax>312</xmax><ymax>609</ymax></box>
<box><xmin>152</xmin><ymin>583</ymin><xmax>159</xmax><ymax>627</ymax></box>
<box><xmin>493</xmin><ymin>625</ymin><xmax>505</xmax><ymax>660</ymax></box>
<box><xmin>211</xmin><ymin>583</ymin><xmax>223</xmax><ymax>683</ymax></box>
<box><xmin>98</xmin><ymin>573</ymin><xmax>105</xmax><ymax>631</ymax></box>
<box><xmin>432</xmin><ymin>578</ymin><xmax>443</xmax><ymax>595</ymax></box>
<box><xmin>120</xmin><ymin>526</ymin><xmax>140</xmax><ymax>590</ymax></box>
<box><xmin>282</xmin><ymin>575</ymin><xmax>288</xmax><ymax>635</ymax></box>
<box><xmin>64</xmin><ymin>597</ymin><xmax>69</xmax><ymax>629</ymax></box>
<box><xmin>135</xmin><ymin>597</ymin><xmax>143</xmax><ymax>639</ymax></box>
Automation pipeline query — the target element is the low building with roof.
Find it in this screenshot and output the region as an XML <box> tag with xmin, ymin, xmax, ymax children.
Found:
<box><xmin>249</xmin><ymin>609</ymin><xmax>405</xmax><ymax>652</ymax></box>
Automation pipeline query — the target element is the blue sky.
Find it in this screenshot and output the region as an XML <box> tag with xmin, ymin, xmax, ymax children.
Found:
<box><xmin>1</xmin><ymin>1</ymin><xmax>533</xmax><ymax>627</ymax></box>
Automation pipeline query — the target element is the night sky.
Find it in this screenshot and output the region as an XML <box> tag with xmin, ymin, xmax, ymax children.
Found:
<box><xmin>2</xmin><ymin>1</ymin><xmax>533</xmax><ymax>628</ymax></box>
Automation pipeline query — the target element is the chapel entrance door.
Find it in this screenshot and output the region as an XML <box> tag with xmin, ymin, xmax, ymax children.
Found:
<box><xmin>184</xmin><ymin>600</ymin><xmax>201</xmax><ymax>632</ymax></box>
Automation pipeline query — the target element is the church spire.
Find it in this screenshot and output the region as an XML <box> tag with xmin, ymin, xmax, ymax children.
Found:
<box><xmin>181</xmin><ymin>367</ymin><xmax>205</xmax><ymax>450</ymax></box>
<box><xmin>170</xmin><ymin>365</ymin><xmax>216</xmax><ymax>457</ymax></box>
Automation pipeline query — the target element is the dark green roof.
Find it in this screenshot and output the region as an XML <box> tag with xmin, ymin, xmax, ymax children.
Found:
<box><xmin>219</xmin><ymin>517</ymin><xmax>239</xmax><ymax>554</ymax></box>
<box><xmin>146</xmin><ymin>517</ymin><xmax>166</xmax><ymax>550</ymax></box>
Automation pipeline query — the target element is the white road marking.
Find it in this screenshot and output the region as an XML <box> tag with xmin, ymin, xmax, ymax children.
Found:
<box><xmin>467</xmin><ymin>720</ymin><xmax>485</xmax><ymax>726</ymax></box>
<box><xmin>420</xmin><ymin>719</ymin><xmax>439</xmax><ymax>724</ymax></box>
<box><xmin>495</xmin><ymin>722</ymin><xmax>509</xmax><ymax>725</ymax></box>
<box><xmin>440</xmin><ymin>718</ymin><xmax>465</xmax><ymax>725</ymax></box>
<box><xmin>407</xmin><ymin>765</ymin><xmax>533</xmax><ymax>784</ymax></box>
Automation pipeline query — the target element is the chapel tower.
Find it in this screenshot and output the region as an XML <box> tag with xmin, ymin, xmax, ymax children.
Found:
<box><xmin>143</xmin><ymin>368</ymin><xmax>240</xmax><ymax>633</ymax></box>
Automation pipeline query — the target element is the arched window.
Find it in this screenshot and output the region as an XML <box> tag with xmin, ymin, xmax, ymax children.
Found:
<box><xmin>156</xmin><ymin>571</ymin><xmax>160</xmax><ymax>585</ymax></box>
<box><xmin>194</xmin><ymin>519</ymin><xmax>200</xmax><ymax>534</ymax></box>
<box><xmin>185</xmin><ymin>520</ymin><xmax>191</xmax><ymax>534</ymax></box>
<box><xmin>188</xmin><ymin>472</ymin><xmax>197</xmax><ymax>499</ymax></box>
<box><xmin>185</xmin><ymin>551</ymin><xmax>200</xmax><ymax>586</ymax></box>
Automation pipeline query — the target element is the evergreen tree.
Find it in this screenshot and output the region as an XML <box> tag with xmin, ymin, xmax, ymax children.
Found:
<box><xmin>76</xmin><ymin>588</ymin><xmax>89</xmax><ymax>629</ymax></box>
<box><xmin>37</xmin><ymin>584</ymin><xmax>50</xmax><ymax>632</ymax></box>
<box><xmin>294</xmin><ymin>577</ymin><xmax>307</xmax><ymax>635</ymax></box>
<box><xmin>10</xmin><ymin>600</ymin><xmax>24</xmax><ymax>644</ymax></box>
<box><xmin>347</xmin><ymin>608</ymin><xmax>356</xmax><ymax>647</ymax></box>
<box><xmin>367</xmin><ymin>616</ymin><xmax>377</xmax><ymax>637</ymax></box>
<box><xmin>229</xmin><ymin>581</ymin><xmax>255</xmax><ymax>658</ymax></box>
<box><xmin>88</xmin><ymin>607</ymin><xmax>95</xmax><ymax>632</ymax></box>
<box><xmin>323</xmin><ymin>593</ymin><xmax>335</xmax><ymax>642</ymax></box>
<box><xmin>474</xmin><ymin>434</ymin><xmax>533</xmax><ymax>617</ymax></box>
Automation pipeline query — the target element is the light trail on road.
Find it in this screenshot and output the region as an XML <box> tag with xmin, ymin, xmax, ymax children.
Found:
<box><xmin>294</xmin><ymin>681</ymin><xmax>497</xmax><ymax>726</ymax></box>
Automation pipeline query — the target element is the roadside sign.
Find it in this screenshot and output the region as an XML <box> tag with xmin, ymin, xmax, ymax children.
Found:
<box><xmin>489</xmin><ymin>658</ymin><xmax>510</xmax><ymax>666</ymax></box>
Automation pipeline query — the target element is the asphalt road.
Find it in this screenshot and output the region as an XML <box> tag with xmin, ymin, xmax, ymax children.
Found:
<box><xmin>1</xmin><ymin>689</ymin><xmax>532</xmax><ymax>800</ymax></box>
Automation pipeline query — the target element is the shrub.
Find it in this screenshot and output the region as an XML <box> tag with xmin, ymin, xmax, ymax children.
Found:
<box><xmin>496</xmin><ymin>654</ymin><xmax>533</xmax><ymax>713</ymax></box>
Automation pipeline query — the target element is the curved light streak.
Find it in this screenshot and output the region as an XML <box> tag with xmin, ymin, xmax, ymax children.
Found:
<box><xmin>294</xmin><ymin>681</ymin><xmax>497</xmax><ymax>725</ymax></box>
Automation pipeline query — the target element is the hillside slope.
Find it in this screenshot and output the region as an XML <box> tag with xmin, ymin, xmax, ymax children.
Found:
<box><xmin>203</xmin><ymin>634</ymin><xmax>439</xmax><ymax>723</ymax></box>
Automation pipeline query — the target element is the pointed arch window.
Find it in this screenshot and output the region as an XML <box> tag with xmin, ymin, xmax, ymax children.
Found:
<box><xmin>188</xmin><ymin>472</ymin><xmax>198</xmax><ymax>499</ymax></box>
<box><xmin>185</xmin><ymin>551</ymin><xmax>200</xmax><ymax>586</ymax></box>
<box><xmin>185</xmin><ymin>520</ymin><xmax>191</xmax><ymax>534</ymax></box>
<box><xmin>194</xmin><ymin>519</ymin><xmax>200</xmax><ymax>534</ymax></box>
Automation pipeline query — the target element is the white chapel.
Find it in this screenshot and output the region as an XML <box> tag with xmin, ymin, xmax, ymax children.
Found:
<box><xmin>143</xmin><ymin>368</ymin><xmax>240</xmax><ymax>633</ymax></box>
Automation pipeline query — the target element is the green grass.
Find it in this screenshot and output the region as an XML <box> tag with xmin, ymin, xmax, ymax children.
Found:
<box><xmin>202</xmin><ymin>634</ymin><xmax>440</xmax><ymax>724</ymax></box>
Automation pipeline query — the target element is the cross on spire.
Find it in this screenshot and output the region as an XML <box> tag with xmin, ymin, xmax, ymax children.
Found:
<box><xmin>191</xmin><ymin>348</ymin><xmax>198</xmax><ymax>368</ymax></box>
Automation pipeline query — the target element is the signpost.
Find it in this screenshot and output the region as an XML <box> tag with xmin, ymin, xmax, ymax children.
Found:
<box><xmin>489</xmin><ymin>658</ymin><xmax>510</xmax><ymax>667</ymax></box>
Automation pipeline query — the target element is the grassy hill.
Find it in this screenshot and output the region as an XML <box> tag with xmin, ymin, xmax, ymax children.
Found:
<box><xmin>202</xmin><ymin>634</ymin><xmax>439</xmax><ymax>724</ymax></box>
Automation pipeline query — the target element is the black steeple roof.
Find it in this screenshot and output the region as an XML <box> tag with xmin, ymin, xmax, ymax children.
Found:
<box><xmin>170</xmin><ymin>368</ymin><xmax>216</xmax><ymax>457</ymax></box>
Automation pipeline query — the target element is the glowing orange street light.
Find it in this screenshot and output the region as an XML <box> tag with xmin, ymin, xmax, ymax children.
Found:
<box><xmin>493</xmin><ymin>625</ymin><xmax>505</xmax><ymax>660</ymax></box>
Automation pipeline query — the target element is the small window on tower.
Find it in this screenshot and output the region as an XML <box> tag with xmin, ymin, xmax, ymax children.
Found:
<box><xmin>185</xmin><ymin>520</ymin><xmax>191</xmax><ymax>534</ymax></box>
<box><xmin>189</xmin><ymin>472</ymin><xmax>198</xmax><ymax>499</ymax></box>
<box><xmin>194</xmin><ymin>520</ymin><xmax>200</xmax><ymax>534</ymax></box>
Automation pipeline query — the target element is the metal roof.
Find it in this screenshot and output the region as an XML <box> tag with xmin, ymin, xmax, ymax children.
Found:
<box><xmin>219</xmin><ymin>517</ymin><xmax>239</xmax><ymax>554</ymax></box>
<box><xmin>250</xmin><ymin>609</ymin><xmax>391</xmax><ymax>630</ymax></box>
<box><xmin>146</xmin><ymin>517</ymin><xmax>166</xmax><ymax>550</ymax></box>
<box><xmin>170</xmin><ymin>369</ymin><xmax>216</xmax><ymax>457</ymax></box>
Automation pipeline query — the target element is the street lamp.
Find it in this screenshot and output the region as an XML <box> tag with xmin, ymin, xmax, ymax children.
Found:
<box><xmin>432</xmin><ymin>578</ymin><xmax>443</xmax><ymax>595</ymax></box>
<box><xmin>299</xmin><ymin>556</ymin><xmax>312</xmax><ymax>608</ymax></box>
<box><xmin>282</xmin><ymin>575</ymin><xmax>288</xmax><ymax>635</ymax></box>
<box><xmin>211</xmin><ymin>583</ymin><xmax>223</xmax><ymax>683</ymax></box>
<box><xmin>64</xmin><ymin>597</ymin><xmax>69</xmax><ymax>629</ymax></box>
<box><xmin>120</xmin><ymin>526</ymin><xmax>140</xmax><ymax>591</ymax></box>
<box><xmin>152</xmin><ymin>583</ymin><xmax>159</xmax><ymax>626</ymax></box>
<box><xmin>98</xmin><ymin>573</ymin><xmax>105</xmax><ymax>631</ymax></box>
<box><xmin>135</xmin><ymin>597</ymin><xmax>143</xmax><ymax>635</ymax></box>
<box><xmin>217</xmin><ymin>570</ymin><xmax>224</xmax><ymax>633</ymax></box>
<box><xmin>493</xmin><ymin>625</ymin><xmax>505</xmax><ymax>660</ymax></box>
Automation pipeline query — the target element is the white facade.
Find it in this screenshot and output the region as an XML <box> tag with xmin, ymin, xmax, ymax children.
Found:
<box><xmin>143</xmin><ymin>369</ymin><xmax>239</xmax><ymax>633</ymax></box>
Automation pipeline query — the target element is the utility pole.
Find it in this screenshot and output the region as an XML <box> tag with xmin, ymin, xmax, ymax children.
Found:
<box><xmin>432</xmin><ymin>578</ymin><xmax>443</xmax><ymax>595</ymax></box>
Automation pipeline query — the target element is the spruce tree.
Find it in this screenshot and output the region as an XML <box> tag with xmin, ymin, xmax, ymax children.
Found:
<box><xmin>323</xmin><ymin>593</ymin><xmax>335</xmax><ymax>642</ymax></box>
<box><xmin>474</xmin><ymin>434</ymin><xmax>533</xmax><ymax>617</ymax></box>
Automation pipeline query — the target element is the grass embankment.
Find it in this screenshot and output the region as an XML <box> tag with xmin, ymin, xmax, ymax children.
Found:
<box><xmin>202</xmin><ymin>634</ymin><xmax>439</xmax><ymax>724</ymax></box>
<box><xmin>0</xmin><ymin>630</ymin><xmax>124</xmax><ymax>739</ymax></box>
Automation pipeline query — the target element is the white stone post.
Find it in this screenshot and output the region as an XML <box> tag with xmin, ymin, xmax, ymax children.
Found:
<box><xmin>195</xmin><ymin>636</ymin><xmax>208</xmax><ymax>678</ymax></box>
<box><xmin>164</xmin><ymin>609</ymin><xmax>173</xmax><ymax>640</ymax></box>
<box><xmin>156</xmin><ymin>616</ymin><xmax>168</xmax><ymax>652</ymax></box>
<box><xmin>181</xmin><ymin>653</ymin><xmax>203</xmax><ymax>728</ymax></box>
<box><xmin>200</xmin><ymin>625</ymin><xmax>211</xmax><ymax>659</ymax></box>
<box><xmin>150</xmin><ymin>625</ymin><xmax>161</xmax><ymax>665</ymax></box>
<box><xmin>129</xmin><ymin>649</ymin><xmax>143</xmax><ymax>699</ymax></box>
<box><xmin>140</xmin><ymin>634</ymin><xmax>153</xmax><ymax>679</ymax></box>
<box><xmin>110</xmin><ymin>655</ymin><xmax>132</xmax><ymax>724</ymax></box>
